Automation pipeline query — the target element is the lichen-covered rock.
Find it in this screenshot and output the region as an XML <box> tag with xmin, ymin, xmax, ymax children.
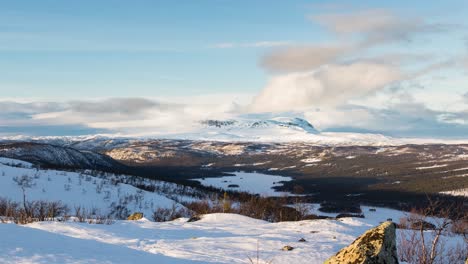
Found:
<box><xmin>127</xmin><ymin>212</ymin><xmax>144</xmax><ymax>221</ymax></box>
<box><xmin>281</xmin><ymin>245</ymin><xmax>294</xmax><ymax>251</ymax></box>
<box><xmin>324</xmin><ymin>221</ymin><xmax>398</xmax><ymax>264</ymax></box>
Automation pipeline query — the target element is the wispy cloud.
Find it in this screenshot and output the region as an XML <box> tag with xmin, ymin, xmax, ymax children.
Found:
<box><xmin>311</xmin><ymin>9</ymin><xmax>451</xmax><ymax>45</ymax></box>
<box><xmin>260</xmin><ymin>44</ymin><xmax>352</xmax><ymax>72</ymax></box>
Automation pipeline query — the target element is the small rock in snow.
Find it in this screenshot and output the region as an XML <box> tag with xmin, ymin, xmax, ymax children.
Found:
<box><xmin>282</xmin><ymin>245</ymin><xmax>294</xmax><ymax>251</ymax></box>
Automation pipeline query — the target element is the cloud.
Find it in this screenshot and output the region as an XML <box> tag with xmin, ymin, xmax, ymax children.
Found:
<box><xmin>312</xmin><ymin>9</ymin><xmax>448</xmax><ymax>45</ymax></box>
<box><xmin>249</xmin><ymin>7</ymin><xmax>468</xmax><ymax>138</ymax></box>
<box><xmin>261</xmin><ymin>9</ymin><xmax>452</xmax><ymax>73</ymax></box>
<box><xmin>0</xmin><ymin>96</ymin><xmax>247</xmax><ymax>136</ymax></box>
<box><xmin>250</xmin><ymin>61</ymin><xmax>401</xmax><ymax>112</ymax></box>
<box><xmin>0</xmin><ymin>101</ymin><xmax>64</xmax><ymax>115</ymax></box>
<box><xmin>68</xmin><ymin>98</ymin><xmax>166</xmax><ymax>115</ymax></box>
<box><xmin>260</xmin><ymin>44</ymin><xmax>351</xmax><ymax>72</ymax></box>
<box><xmin>304</xmin><ymin>103</ymin><xmax>468</xmax><ymax>138</ymax></box>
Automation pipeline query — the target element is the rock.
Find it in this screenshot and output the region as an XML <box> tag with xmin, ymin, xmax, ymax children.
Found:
<box><xmin>127</xmin><ymin>212</ymin><xmax>144</xmax><ymax>221</ymax></box>
<box><xmin>324</xmin><ymin>221</ymin><xmax>398</xmax><ymax>264</ymax></box>
<box><xmin>187</xmin><ymin>215</ymin><xmax>201</xmax><ymax>222</ymax></box>
<box><xmin>298</xmin><ymin>238</ymin><xmax>307</xmax><ymax>242</ymax></box>
<box><xmin>369</xmin><ymin>208</ymin><xmax>377</xmax><ymax>212</ymax></box>
<box><xmin>281</xmin><ymin>245</ymin><xmax>294</xmax><ymax>251</ymax></box>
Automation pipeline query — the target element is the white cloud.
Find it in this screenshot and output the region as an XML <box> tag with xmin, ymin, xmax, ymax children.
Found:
<box><xmin>303</xmin><ymin>107</ymin><xmax>375</xmax><ymax>131</ymax></box>
<box><xmin>249</xmin><ymin>61</ymin><xmax>401</xmax><ymax>112</ymax></box>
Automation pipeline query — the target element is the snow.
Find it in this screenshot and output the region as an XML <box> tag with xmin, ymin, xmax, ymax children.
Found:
<box><xmin>253</xmin><ymin>161</ymin><xmax>271</xmax><ymax>166</ymax></box>
<box><xmin>416</xmin><ymin>164</ymin><xmax>448</xmax><ymax>170</ymax></box>
<box><xmin>0</xmin><ymin>222</ymin><xmax>198</xmax><ymax>264</ymax></box>
<box><xmin>440</xmin><ymin>188</ymin><xmax>468</xmax><ymax>197</ymax></box>
<box><xmin>0</xmin><ymin>157</ymin><xmax>34</xmax><ymax>168</ymax></box>
<box><xmin>300</xmin><ymin>158</ymin><xmax>321</xmax><ymax>163</ymax></box>
<box><xmin>0</xmin><ymin>158</ymin><xmax>466</xmax><ymax>263</ymax></box>
<box><xmin>193</xmin><ymin>171</ymin><xmax>292</xmax><ymax>196</ymax></box>
<box><xmin>0</xmin><ymin>158</ymin><xmax>184</xmax><ymax>218</ymax></box>
<box><xmin>2</xmin><ymin>207</ymin><xmax>463</xmax><ymax>264</ymax></box>
<box><xmin>0</xmin><ymin>210</ymin><xmax>396</xmax><ymax>264</ymax></box>
<box><xmin>442</xmin><ymin>174</ymin><xmax>468</xmax><ymax>179</ymax></box>
<box><xmin>303</xmin><ymin>203</ymin><xmax>408</xmax><ymax>220</ymax></box>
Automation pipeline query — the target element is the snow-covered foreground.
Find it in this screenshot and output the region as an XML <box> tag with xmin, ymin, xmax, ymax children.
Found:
<box><xmin>194</xmin><ymin>171</ymin><xmax>293</xmax><ymax>196</ymax></box>
<box><xmin>0</xmin><ymin>210</ymin><xmax>400</xmax><ymax>264</ymax></box>
<box><xmin>1</xmin><ymin>207</ymin><xmax>466</xmax><ymax>264</ymax></box>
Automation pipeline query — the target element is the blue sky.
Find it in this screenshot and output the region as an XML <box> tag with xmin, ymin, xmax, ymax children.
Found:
<box><xmin>1</xmin><ymin>0</ymin><xmax>468</xmax><ymax>137</ymax></box>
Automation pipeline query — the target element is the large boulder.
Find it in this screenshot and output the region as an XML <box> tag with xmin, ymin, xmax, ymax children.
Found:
<box><xmin>324</xmin><ymin>221</ymin><xmax>398</xmax><ymax>264</ymax></box>
<box><xmin>127</xmin><ymin>212</ymin><xmax>144</xmax><ymax>221</ymax></box>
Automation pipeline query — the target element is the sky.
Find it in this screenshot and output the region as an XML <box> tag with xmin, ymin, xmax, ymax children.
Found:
<box><xmin>1</xmin><ymin>0</ymin><xmax>468</xmax><ymax>137</ymax></box>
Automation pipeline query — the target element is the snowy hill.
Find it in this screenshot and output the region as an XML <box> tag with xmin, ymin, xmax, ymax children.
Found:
<box><xmin>0</xmin><ymin>142</ymin><xmax>125</xmax><ymax>170</ymax></box>
<box><xmin>0</xmin><ymin>158</ymin><xmax>193</xmax><ymax>218</ymax></box>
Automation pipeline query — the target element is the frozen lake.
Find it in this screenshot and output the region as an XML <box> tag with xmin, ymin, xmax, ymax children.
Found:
<box><xmin>194</xmin><ymin>171</ymin><xmax>292</xmax><ymax>196</ymax></box>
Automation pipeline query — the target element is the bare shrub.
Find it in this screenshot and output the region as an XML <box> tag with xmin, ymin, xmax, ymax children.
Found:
<box><xmin>397</xmin><ymin>198</ymin><xmax>467</xmax><ymax>264</ymax></box>
<box><xmin>0</xmin><ymin>197</ymin><xmax>69</xmax><ymax>224</ymax></box>
<box><xmin>152</xmin><ymin>204</ymin><xmax>190</xmax><ymax>222</ymax></box>
<box><xmin>247</xmin><ymin>240</ymin><xmax>274</xmax><ymax>264</ymax></box>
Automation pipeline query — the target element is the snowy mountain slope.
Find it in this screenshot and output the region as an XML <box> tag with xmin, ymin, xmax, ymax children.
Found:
<box><xmin>201</xmin><ymin>117</ymin><xmax>318</xmax><ymax>133</ymax></box>
<box><xmin>0</xmin><ymin>159</ymin><xmax>188</xmax><ymax>218</ymax></box>
<box><xmin>0</xmin><ymin>142</ymin><xmax>125</xmax><ymax>170</ymax></box>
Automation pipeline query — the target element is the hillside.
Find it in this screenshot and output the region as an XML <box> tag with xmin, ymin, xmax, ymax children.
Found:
<box><xmin>0</xmin><ymin>158</ymin><xmax>198</xmax><ymax>218</ymax></box>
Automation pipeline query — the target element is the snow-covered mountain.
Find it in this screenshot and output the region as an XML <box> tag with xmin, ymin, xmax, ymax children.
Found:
<box><xmin>2</xmin><ymin>116</ymin><xmax>468</xmax><ymax>146</ymax></box>
<box><xmin>201</xmin><ymin>117</ymin><xmax>318</xmax><ymax>133</ymax></box>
